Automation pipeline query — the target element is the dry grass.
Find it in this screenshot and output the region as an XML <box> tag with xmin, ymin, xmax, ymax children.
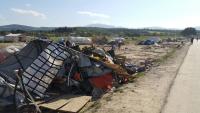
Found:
<box><xmin>0</xmin><ymin>42</ymin><xmax>25</xmax><ymax>49</ymax></box>
<box><xmin>0</xmin><ymin>43</ymin><xmax>13</xmax><ymax>48</ymax></box>
<box><xmin>154</xmin><ymin>47</ymin><xmax>177</xmax><ymax>64</ymax></box>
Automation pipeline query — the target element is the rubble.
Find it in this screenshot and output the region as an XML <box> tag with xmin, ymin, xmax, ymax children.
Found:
<box><xmin>0</xmin><ymin>38</ymin><xmax>184</xmax><ymax>113</ymax></box>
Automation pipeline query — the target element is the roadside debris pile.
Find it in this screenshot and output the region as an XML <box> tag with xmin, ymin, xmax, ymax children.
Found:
<box><xmin>0</xmin><ymin>39</ymin><xmax>151</xmax><ymax>113</ymax></box>
<box><xmin>116</xmin><ymin>38</ymin><xmax>185</xmax><ymax>67</ymax></box>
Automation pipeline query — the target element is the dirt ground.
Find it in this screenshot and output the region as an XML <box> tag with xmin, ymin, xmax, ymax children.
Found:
<box><xmin>82</xmin><ymin>43</ymin><xmax>189</xmax><ymax>113</ymax></box>
<box><xmin>115</xmin><ymin>43</ymin><xmax>180</xmax><ymax>65</ymax></box>
<box><xmin>0</xmin><ymin>42</ymin><xmax>25</xmax><ymax>48</ymax></box>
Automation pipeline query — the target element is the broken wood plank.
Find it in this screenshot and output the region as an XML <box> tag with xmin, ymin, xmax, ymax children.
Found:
<box><xmin>39</xmin><ymin>95</ymin><xmax>91</xmax><ymax>113</ymax></box>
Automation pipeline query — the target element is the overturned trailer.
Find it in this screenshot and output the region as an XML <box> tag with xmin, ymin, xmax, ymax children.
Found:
<box><xmin>0</xmin><ymin>39</ymin><xmax>131</xmax><ymax>113</ymax></box>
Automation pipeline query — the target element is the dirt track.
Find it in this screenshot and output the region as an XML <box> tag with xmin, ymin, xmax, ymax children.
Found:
<box><xmin>83</xmin><ymin>44</ymin><xmax>189</xmax><ymax>113</ymax></box>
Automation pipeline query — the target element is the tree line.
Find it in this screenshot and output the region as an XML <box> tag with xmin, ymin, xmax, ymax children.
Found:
<box><xmin>0</xmin><ymin>27</ymin><xmax>196</xmax><ymax>38</ymax></box>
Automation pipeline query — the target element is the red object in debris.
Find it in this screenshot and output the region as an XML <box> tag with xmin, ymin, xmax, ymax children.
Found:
<box><xmin>73</xmin><ymin>72</ymin><xmax>81</xmax><ymax>81</ymax></box>
<box><xmin>0</xmin><ymin>52</ymin><xmax>7</xmax><ymax>63</ymax></box>
<box><xmin>89</xmin><ymin>73</ymin><xmax>113</xmax><ymax>91</ymax></box>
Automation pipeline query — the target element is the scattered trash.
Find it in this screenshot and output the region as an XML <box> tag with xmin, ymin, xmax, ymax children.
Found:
<box><xmin>138</xmin><ymin>37</ymin><xmax>161</xmax><ymax>45</ymax></box>
<box><xmin>0</xmin><ymin>38</ymin><xmax>181</xmax><ymax>113</ymax></box>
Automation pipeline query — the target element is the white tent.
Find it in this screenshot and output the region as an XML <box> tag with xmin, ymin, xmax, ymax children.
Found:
<box><xmin>69</xmin><ymin>37</ymin><xmax>92</xmax><ymax>44</ymax></box>
<box><xmin>0</xmin><ymin>36</ymin><xmax>4</xmax><ymax>41</ymax></box>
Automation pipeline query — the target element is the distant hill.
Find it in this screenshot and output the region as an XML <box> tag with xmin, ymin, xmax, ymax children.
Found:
<box><xmin>85</xmin><ymin>24</ymin><xmax>116</xmax><ymax>28</ymax></box>
<box><xmin>143</xmin><ymin>26</ymin><xmax>182</xmax><ymax>30</ymax></box>
<box><xmin>0</xmin><ymin>24</ymin><xmax>55</xmax><ymax>31</ymax></box>
<box><xmin>143</xmin><ymin>26</ymin><xmax>166</xmax><ymax>30</ymax></box>
<box><xmin>85</xmin><ymin>24</ymin><xmax>182</xmax><ymax>30</ymax></box>
<box><xmin>0</xmin><ymin>24</ymin><xmax>184</xmax><ymax>31</ymax></box>
<box><xmin>0</xmin><ymin>24</ymin><xmax>182</xmax><ymax>37</ymax></box>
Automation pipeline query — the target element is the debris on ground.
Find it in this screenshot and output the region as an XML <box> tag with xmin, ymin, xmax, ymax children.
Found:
<box><xmin>0</xmin><ymin>38</ymin><xmax>185</xmax><ymax>113</ymax></box>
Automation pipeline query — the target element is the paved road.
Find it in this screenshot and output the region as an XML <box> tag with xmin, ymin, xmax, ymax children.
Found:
<box><xmin>162</xmin><ymin>40</ymin><xmax>200</xmax><ymax>113</ymax></box>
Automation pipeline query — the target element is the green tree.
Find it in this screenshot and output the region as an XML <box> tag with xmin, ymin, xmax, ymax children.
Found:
<box><xmin>181</xmin><ymin>27</ymin><xmax>197</xmax><ymax>37</ymax></box>
<box><xmin>0</xmin><ymin>31</ymin><xmax>7</xmax><ymax>35</ymax></box>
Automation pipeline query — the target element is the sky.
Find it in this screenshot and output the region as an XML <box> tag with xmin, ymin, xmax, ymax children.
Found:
<box><xmin>0</xmin><ymin>0</ymin><xmax>200</xmax><ymax>29</ymax></box>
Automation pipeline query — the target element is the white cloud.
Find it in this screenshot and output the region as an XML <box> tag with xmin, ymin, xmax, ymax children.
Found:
<box><xmin>77</xmin><ymin>11</ymin><xmax>110</xmax><ymax>19</ymax></box>
<box><xmin>11</xmin><ymin>8</ymin><xmax>46</xmax><ymax>19</ymax></box>
<box><xmin>25</xmin><ymin>3</ymin><xmax>31</xmax><ymax>7</ymax></box>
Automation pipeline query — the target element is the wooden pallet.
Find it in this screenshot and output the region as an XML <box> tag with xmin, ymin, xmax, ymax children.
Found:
<box><xmin>39</xmin><ymin>95</ymin><xmax>91</xmax><ymax>113</ymax></box>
